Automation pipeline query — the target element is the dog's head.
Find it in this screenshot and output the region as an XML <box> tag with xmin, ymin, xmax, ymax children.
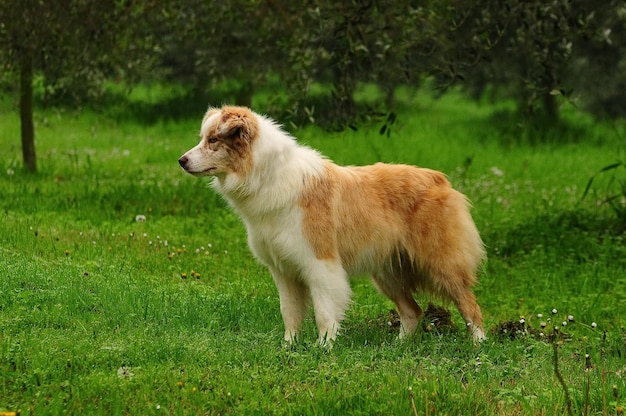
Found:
<box><xmin>178</xmin><ymin>106</ymin><xmax>258</xmax><ymax>177</ymax></box>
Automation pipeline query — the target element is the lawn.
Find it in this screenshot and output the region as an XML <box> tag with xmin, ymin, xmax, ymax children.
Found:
<box><xmin>1</xmin><ymin>89</ymin><xmax>625</xmax><ymax>415</ymax></box>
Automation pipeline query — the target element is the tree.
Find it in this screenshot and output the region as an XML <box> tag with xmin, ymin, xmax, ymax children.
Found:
<box><xmin>274</xmin><ymin>0</ymin><xmax>626</xmax><ymax>124</ymax></box>
<box><xmin>264</xmin><ymin>0</ymin><xmax>430</xmax><ymax>128</ymax></box>
<box><xmin>436</xmin><ymin>0</ymin><xmax>626</xmax><ymax>120</ymax></box>
<box><xmin>0</xmin><ymin>0</ymin><xmax>169</xmax><ymax>172</ymax></box>
<box><xmin>159</xmin><ymin>1</ymin><xmax>286</xmax><ymax>107</ymax></box>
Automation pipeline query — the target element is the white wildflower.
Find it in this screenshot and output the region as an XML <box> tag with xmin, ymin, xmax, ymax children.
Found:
<box><xmin>117</xmin><ymin>366</ymin><xmax>134</xmax><ymax>379</ymax></box>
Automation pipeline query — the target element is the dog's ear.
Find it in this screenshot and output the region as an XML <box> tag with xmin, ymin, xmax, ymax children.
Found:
<box><xmin>218</xmin><ymin>107</ymin><xmax>257</xmax><ymax>142</ymax></box>
<box><xmin>202</xmin><ymin>107</ymin><xmax>219</xmax><ymax>125</ymax></box>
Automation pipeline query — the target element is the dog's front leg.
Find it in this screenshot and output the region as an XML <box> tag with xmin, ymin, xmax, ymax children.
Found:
<box><xmin>303</xmin><ymin>260</ymin><xmax>352</xmax><ymax>347</ymax></box>
<box><xmin>271</xmin><ymin>268</ymin><xmax>310</xmax><ymax>344</ymax></box>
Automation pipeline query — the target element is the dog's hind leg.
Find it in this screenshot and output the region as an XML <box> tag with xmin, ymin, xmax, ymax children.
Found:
<box><xmin>371</xmin><ymin>274</ymin><xmax>423</xmax><ymax>339</ymax></box>
<box><xmin>436</xmin><ymin>270</ymin><xmax>485</xmax><ymax>342</ymax></box>
<box><xmin>303</xmin><ymin>260</ymin><xmax>352</xmax><ymax>347</ymax></box>
<box><xmin>453</xmin><ymin>288</ymin><xmax>485</xmax><ymax>341</ymax></box>
<box><xmin>271</xmin><ymin>268</ymin><xmax>310</xmax><ymax>344</ymax></box>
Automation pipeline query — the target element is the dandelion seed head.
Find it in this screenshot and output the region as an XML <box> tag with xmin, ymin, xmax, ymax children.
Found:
<box><xmin>552</xmin><ymin>308</ymin><xmax>558</xmax><ymax>314</ymax></box>
<box><xmin>135</xmin><ymin>215</ymin><xmax>146</xmax><ymax>222</ymax></box>
<box><xmin>591</xmin><ymin>322</ymin><xmax>597</xmax><ymax>328</ymax></box>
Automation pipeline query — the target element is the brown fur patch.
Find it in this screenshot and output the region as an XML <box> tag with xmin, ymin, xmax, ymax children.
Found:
<box><xmin>299</xmin><ymin>163</ymin><xmax>339</xmax><ymax>260</ymax></box>
<box><xmin>298</xmin><ymin>161</ymin><xmax>485</xmax><ymax>331</ymax></box>
<box><xmin>218</xmin><ymin>106</ymin><xmax>258</xmax><ymax>143</ymax></box>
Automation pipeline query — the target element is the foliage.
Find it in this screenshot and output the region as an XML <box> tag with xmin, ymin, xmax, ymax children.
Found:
<box><xmin>131</xmin><ymin>0</ymin><xmax>626</xmax><ymax>127</ymax></box>
<box><xmin>159</xmin><ymin>1</ymin><xmax>286</xmax><ymax>107</ymax></box>
<box><xmin>0</xmin><ymin>0</ymin><xmax>168</xmax><ymax>104</ymax></box>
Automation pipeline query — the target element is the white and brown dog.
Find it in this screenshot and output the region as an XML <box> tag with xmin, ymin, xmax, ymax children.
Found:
<box><xmin>179</xmin><ymin>106</ymin><xmax>486</xmax><ymax>345</ymax></box>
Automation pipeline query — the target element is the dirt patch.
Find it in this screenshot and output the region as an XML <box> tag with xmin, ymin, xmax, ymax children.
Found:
<box><xmin>382</xmin><ymin>302</ymin><xmax>459</xmax><ymax>334</ymax></box>
<box><xmin>422</xmin><ymin>303</ymin><xmax>456</xmax><ymax>333</ymax></box>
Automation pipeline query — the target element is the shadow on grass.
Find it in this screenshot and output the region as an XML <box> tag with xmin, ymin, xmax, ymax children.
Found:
<box><xmin>480</xmin><ymin>110</ymin><xmax>598</xmax><ymax>146</ymax></box>
<box><xmin>492</xmin><ymin>210</ymin><xmax>625</xmax><ymax>260</ymax></box>
<box><xmin>97</xmin><ymin>88</ymin><xmax>224</xmax><ymax>124</ymax></box>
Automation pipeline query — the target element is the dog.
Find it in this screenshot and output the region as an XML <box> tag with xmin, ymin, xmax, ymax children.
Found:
<box><xmin>179</xmin><ymin>106</ymin><xmax>486</xmax><ymax>345</ymax></box>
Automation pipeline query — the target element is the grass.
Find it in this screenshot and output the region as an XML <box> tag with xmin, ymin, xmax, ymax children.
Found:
<box><xmin>1</xmin><ymin>88</ymin><xmax>625</xmax><ymax>415</ymax></box>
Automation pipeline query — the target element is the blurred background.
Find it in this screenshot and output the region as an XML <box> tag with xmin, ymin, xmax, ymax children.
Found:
<box><xmin>1</xmin><ymin>0</ymin><xmax>625</xmax><ymax>170</ymax></box>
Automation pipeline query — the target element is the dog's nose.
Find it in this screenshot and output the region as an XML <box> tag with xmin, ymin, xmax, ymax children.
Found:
<box><xmin>178</xmin><ymin>156</ymin><xmax>188</xmax><ymax>169</ymax></box>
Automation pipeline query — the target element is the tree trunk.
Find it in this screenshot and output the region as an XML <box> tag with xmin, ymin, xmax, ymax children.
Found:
<box><xmin>20</xmin><ymin>55</ymin><xmax>36</xmax><ymax>173</ymax></box>
<box><xmin>543</xmin><ymin>90</ymin><xmax>559</xmax><ymax>122</ymax></box>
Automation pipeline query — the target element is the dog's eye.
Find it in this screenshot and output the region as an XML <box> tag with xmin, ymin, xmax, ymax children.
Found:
<box><xmin>208</xmin><ymin>137</ymin><xmax>218</xmax><ymax>144</ymax></box>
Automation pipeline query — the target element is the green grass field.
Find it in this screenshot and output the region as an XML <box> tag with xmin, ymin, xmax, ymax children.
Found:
<box><xmin>1</xmin><ymin>90</ymin><xmax>625</xmax><ymax>415</ymax></box>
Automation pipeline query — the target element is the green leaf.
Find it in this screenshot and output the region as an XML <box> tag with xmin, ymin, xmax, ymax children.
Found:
<box><xmin>598</xmin><ymin>162</ymin><xmax>622</xmax><ymax>173</ymax></box>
